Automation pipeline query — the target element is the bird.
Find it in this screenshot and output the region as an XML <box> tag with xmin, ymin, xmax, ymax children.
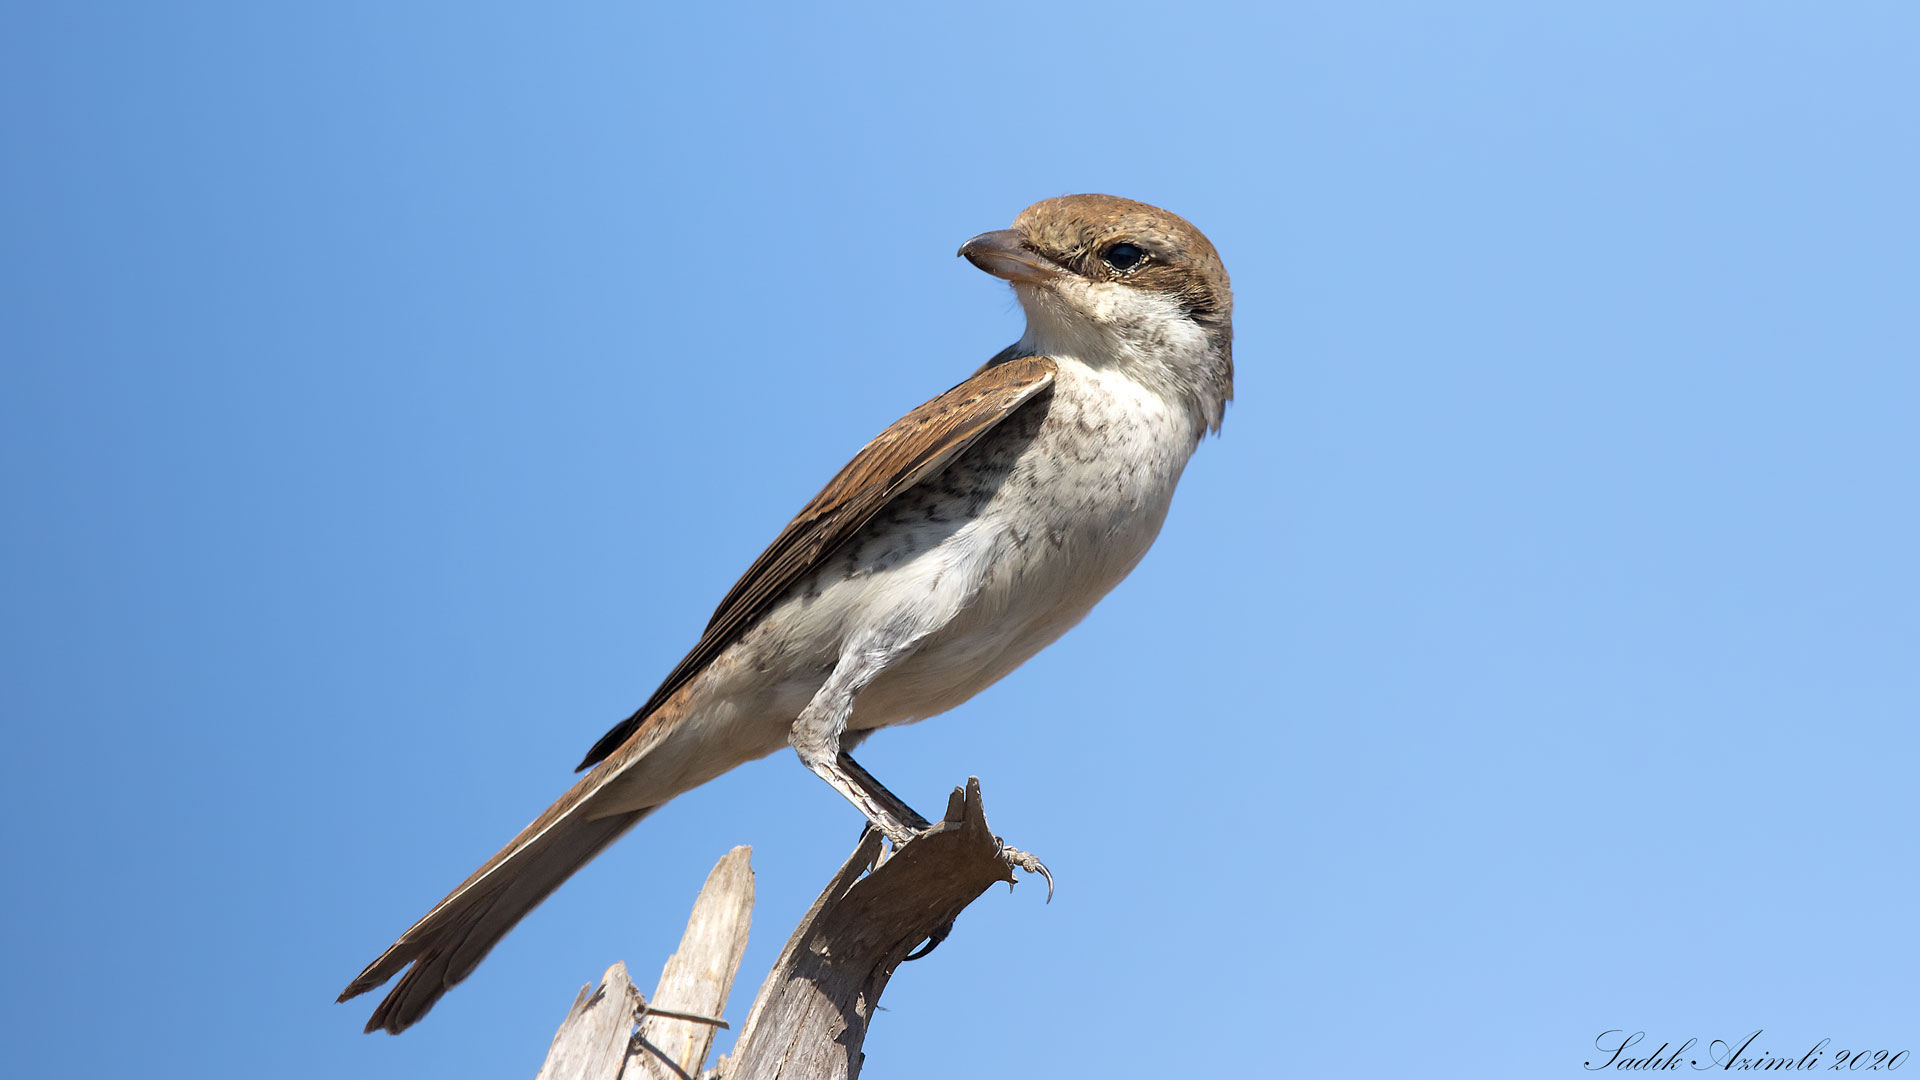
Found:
<box><xmin>339</xmin><ymin>193</ymin><xmax>1234</xmax><ymax>1034</ymax></box>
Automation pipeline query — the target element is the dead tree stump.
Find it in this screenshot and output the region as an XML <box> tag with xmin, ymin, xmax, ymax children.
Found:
<box><xmin>534</xmin><ymin>779</ymin><xmax>1042</xmax><ymax>1080</ymax></box>
<box><xmin>538</xmin><ymin>847</ymin><xmax>753</xmax><ymax>1080</ymax></box>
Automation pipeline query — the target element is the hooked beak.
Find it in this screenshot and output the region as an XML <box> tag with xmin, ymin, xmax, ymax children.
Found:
<box><xmin>958</xmin><ymin>230</ymin><xmax>1064</xmax><ymax>286</ymax></box>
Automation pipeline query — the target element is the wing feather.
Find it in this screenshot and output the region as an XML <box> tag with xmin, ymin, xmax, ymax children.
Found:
<box><xmin>574</xmin><ymin>355</ymin><xmax>1056</xmax><ymax>770</ymax></box>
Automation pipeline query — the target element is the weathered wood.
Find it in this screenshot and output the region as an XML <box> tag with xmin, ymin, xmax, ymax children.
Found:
<box><xmin>626</xmin><ymin>846</ymin><xmax>755</xmax><ymax>1080</ymax></box>
<box><xmin>536</xmin><ymin>781</ymin><xmax>1039</xmax><ymax>1080</ymax></box>
<box><xmin>723</xmin><ymin>778</ymin><xmax>1039</xmax><ymax>1080</ymax></box>
<box><xmin>535</xmin><ymin>963</ymin><xmax>643</xmax><ymax>1080</ymax></box>
<box><xmin>536</xmin><ymin>848</ymin><xmax>756</xmax><ymax>1080</ymax></box>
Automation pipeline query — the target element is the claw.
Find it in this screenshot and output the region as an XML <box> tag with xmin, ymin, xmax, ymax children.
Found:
<box><xmin>997</xmin><ymin>843</ymin><xmax>1054</xmax><ymax>903</ymax></box>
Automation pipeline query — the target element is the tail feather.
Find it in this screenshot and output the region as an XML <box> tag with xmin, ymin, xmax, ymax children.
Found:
<box><xmin>343</xmin><ymin>686</ymin><xmax>706</xmax><ymax>1033</ymax></box>
<box><xmin>340</xmin><ymin>805</ymin><xmax>652</xmax><ymax>1034</ymax></box>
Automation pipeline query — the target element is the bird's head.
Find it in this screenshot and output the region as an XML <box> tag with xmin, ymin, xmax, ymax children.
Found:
<box><xmin>960</xmin><ymin>193</ymin><xmax>1233</xmax><ymax>433</ymax></box>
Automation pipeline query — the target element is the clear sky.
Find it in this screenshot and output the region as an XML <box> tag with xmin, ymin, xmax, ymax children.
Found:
<box><xmin>3</xmin><ymin>3</ymin><xmax>1915</xmax><ymax>1077</ymax></box>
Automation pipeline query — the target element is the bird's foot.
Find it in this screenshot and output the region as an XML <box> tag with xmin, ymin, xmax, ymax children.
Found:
<box><xmin>879</xmin><ymin>820</ymin><xmax>923</xmax><ymax>849</ymax></box>
<box><xmin>861</xmin><ymin>816</ymin><xmax>927</xmax><ymax>869</ymax></box>
<box><xmin>898</xmin><ymin>837</ymin><xmax>1048</xmax><ymax>961</ymax></box>
<box><xmin>997</xmin><ymin>839</ymin><xmax>1054</xmax><ymax>902</ymax></box>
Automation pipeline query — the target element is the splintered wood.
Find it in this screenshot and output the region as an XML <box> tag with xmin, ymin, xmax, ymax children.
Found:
<box><xmin>534</xmin><ymin>781</ymin><xmax>1042</xmax><ymax>1080</ymax></box>
<box><xmin>537</xmin><ymin>847</ymin><xmax>753</xmax><ymax>1080</ymax></box>
<box><xmin>630</xmin><ymin>846</ymin><xmax>754</xmax><ymax>1080</ymax></box>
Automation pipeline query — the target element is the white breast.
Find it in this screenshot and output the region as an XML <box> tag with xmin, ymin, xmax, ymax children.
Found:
<box><xmin>844</xmin><ymin>357</ymin><xmax>1203</xmax><ymax>727</ymax></box>
<box><xmin>598</xmin><ymin>358</ymin><xmax>1209</xmax><ymax>810</ymax></box>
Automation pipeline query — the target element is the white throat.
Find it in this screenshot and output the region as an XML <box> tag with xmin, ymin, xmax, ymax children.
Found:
<box><xmin>1012</xmin><ymin>279</ymin><xmax>1230</xmax><ymax>435</ymax></box>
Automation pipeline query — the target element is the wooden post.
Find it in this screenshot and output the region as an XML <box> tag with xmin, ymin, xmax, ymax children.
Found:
<box><xmin>535</xmin><ymin>779</ymin><xmax>1042</xmax><ymax>1080</ymax></box>
<box><xmin>721</xmin><ymin>779</ymin><xmax>1042</xmax><ymax>1080</ymax></box>
<box><xmin>534</xmin><ymin>963</ymin><xmax>645</xmax><ymax>1080</ymax></box>
<box><xmin>628</xmin><ymin>847</ymin><xmax>754</xmax><ymax>1080</ymax></box>
<box><xmin>536</xmin><ymin>847</ymin><xmax>755</xmax><ymax>1080</ymax></box>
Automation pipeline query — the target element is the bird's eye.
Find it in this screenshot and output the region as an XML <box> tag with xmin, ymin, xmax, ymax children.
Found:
<box><xmin>1101</xmin><ymin>242</ymin><xmax>1148</xmax><ymax>273</ymax></box>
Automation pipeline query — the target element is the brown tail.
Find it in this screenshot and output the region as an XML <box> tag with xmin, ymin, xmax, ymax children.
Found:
<box><xmin>343</xmin><ymin>683</ymin><xmax>711</xmax><ymax>1033</ymax></box>
<box><xmin>338</xmin><ymin>770</ymin><xmax>657</xmax><ymax>1033</ymax></box>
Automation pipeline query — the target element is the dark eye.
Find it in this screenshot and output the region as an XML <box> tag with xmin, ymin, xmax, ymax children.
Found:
<box><xmin>1101</xmin><ymin>241</ymin><xmax>1147</xmax><ymax>273</ymax></box>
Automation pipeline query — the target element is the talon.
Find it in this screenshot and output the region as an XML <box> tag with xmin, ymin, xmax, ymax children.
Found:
<box><xmin>998</xmin><ymin>844</ymin><xmax>1054</xmax><ymax>902</ymax></box>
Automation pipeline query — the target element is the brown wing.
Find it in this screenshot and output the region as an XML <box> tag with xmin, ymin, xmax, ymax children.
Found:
<box><xmin>574</xmin><ymin>354</ymin><xmax>1057</xmax><ymax>770</ymax></box>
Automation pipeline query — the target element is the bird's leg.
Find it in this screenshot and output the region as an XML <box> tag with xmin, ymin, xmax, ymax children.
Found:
<box><xmin>837</xmin><ymin>751</ymin><xmax>932</xmax><ymax>833</ymax></box>
<box><xmin>841</xmin><ymin>741</ymin><xmax>1049</xmax><ymax>898</ymax></box>
<box><xmin>791</xmin><ymin>741</ymin><xmax>924</xmax><ymax>847</ymax></box>
<box><xmin>791</xmin><ymin>634</ymin><xmax>930</xmax><ymax>847</ymax></box>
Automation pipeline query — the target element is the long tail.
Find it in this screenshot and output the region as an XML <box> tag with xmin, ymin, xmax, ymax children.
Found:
<box><xmin>338</xmin><ymin>765</ymin><xmax>657</xmax><ymax>1034</ymax></box>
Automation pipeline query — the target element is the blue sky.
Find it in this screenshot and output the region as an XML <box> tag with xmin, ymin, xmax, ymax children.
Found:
<box><xmin>3</xmin><ymin>3</ymin><xmax>1914</xmax><ymax>1077</ymax></box>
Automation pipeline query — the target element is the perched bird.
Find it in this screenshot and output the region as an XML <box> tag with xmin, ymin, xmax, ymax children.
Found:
<box><xmin>340</xmin><ymin>193</ymin><xmax>1234</xmax><ymax>1033</ymax></box>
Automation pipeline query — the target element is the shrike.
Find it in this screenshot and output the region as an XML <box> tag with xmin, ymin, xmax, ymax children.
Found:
<box><xmin>341</xmin><ymin>194</ymin><xmax>1234</xmax><ymax>1033</ymax></box>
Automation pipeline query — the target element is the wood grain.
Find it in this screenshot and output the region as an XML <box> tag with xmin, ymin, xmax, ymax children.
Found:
<box><xmin>535</xmin><ymin>848</ymin><xmax>755</xmax><ymax>1080</ymax></box>
<box><xmin>723</xmin><ymin>780</ymin><xmax>1036</xmax><ymax>1080</ymax></box>
<box><xmin>627</xmin><ymin>847</ymin><xmax>754</xmax><ymax>1080</ymax></box>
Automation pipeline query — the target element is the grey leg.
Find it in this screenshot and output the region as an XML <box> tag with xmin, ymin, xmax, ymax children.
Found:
<box><xmin>839</xmin><ymin>752</ymin><xmax>932</xmax><ymax>833</ymax></box>
<box><xmin>790</xmin><ymin>636</ymin><xmax>929</xmax><ymax>846</ymax></box>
